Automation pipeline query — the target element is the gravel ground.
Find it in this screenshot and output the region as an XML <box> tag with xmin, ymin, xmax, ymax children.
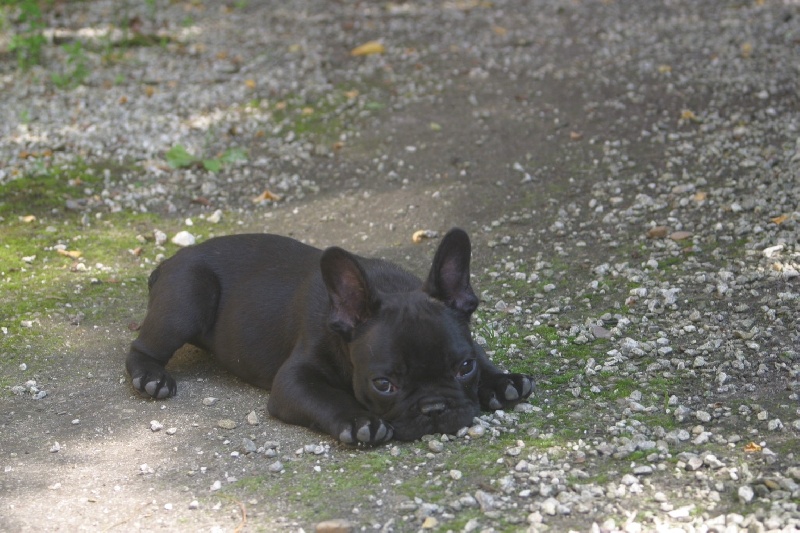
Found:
<box><xmin>1</xmin><ymin>0</ymin><xmax>799</xmax><ymax>531</ymax></box>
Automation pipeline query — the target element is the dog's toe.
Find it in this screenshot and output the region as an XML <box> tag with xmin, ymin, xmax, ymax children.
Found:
<box><xmin>503</xmin><ymin>383</ymin><xmax>520</xmax><ymax>401</ymax></box>
<box><xmin>339</xmin><ymin>417</ymin><xmax>393</xmax><ymax>445</ymax></box>
<box><xmin>521</xmin><ymin>376</ymin><xmax>534</xmax><ymax>398</ymax></box>
<box><xmin>488</xmin><ymin>394</ymin><xmax>503</xmax><ymax>410</ymax></box>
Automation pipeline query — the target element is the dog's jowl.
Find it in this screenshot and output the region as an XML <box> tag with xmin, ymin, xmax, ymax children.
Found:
<box><xmin>126</xmin><ymin>228</ymin><xmax>534</xmax><ymax>444</ymax></box>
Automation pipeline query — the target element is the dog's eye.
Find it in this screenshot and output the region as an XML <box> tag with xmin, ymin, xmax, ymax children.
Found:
<box><xmin>372</xmin><ymin>378</ymin><xmax>398</xmax><ymax>394</ymax></box>
<box><xmin>457</xmin><ymin>359</ymin><xmax>477</xmax><ymax>378</ymax></box>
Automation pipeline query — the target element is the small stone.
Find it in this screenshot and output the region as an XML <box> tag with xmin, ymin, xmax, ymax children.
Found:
<box><xmin>268</xmin><ymin>461</ymin><xmax>283</xmax><ymax>473</ymax></box>
<box><xmin>467</xmin><ymin>425</ymin><xmax>485</xmax><ymax>438</ymax></box>
<box><xmin>50</xmin><ymin>442</ymin><xmax>60</xmax><ymax>453</ymax></box>
<box><xmin>767</xmin><ymin>418</ymin><xmax>783</xmax><ymax>431</ymax></box>
<box><xmin>737</xmin><ymin>485</ymin><xmax>754</xmax><ymax>503</ymax></box>
<box><xmin>633</xmin><ymin>465</ymin><xmax>653</xmax><ymax>476</ymax></box>
<box><xmin>153</xmin><ymin>229</ymin><xmax>167</xmax><ymax>245</ymax></box>
<box><xmin>246</xmin><ymin>410</ymin><xmax>259</xmax><ymax>425</ymax></box>
<box><xmin>188</xmin><ymin>500</ymin><xmax>199</xmax><ymax>510</ymax></box>
<box><xmin>506</xmin><ymin>446</ymin><xmax>522</xmax><ymax>457</ymax></box>
<box><xmin>450</xmin><ymin>469</ymin><xmax>463</xmax><ymax>480</ymax></box>
<box><xmin>150</xmin><ymin>420</ymin><xmax>163</xmax><ymax>432</ymax></box>
<box><xmin>686</xmin><ymin>456</ymin><xmax>705</xmax><ymax>471</ymax></box>
<box><xmin>171</xmin><ymin>231</ymin><xmax>196</xmax><ymax>247</ymax></box>
<box><xmin>316</xmin><ymin>519</ymin><xmax>354</xmax><ymax>533</ymax></box>
<box><xmin>474</xmin><ymin>490</ymin><xmax>495</xmax><ymax>512</ymax></box>
<box><xmin>591</xmin><ymin>325</ymin><xmax>612</xmax><ymax>339</ymax></box>
<box><xmin>540</xmin><ymin>497</ymin><xmax>558</xmax><ymax>516</ymax></box>
<box><xmin>428</xmin><ymin>440</ymin><xmax>444</xmax><ymax>453</ymax></box>
<box><xmin>166</xmin><ymin>427</ymin><xmax>177</xmax><ymax>435</ymax></box>
<box><xmin>695</xmin><ymin>410</ymin><xmax>711</xmax><ymax>422</ymax></box>
<box><xmin>242</xmin><ymin>438</ymin><xmax>257</xmax><ymax>454</ymax></box>
<box><xmin>421</xmin><ymin>517</ymin><xmax>438</xmax><ymax>529</ymax></box>
<box><xmin>202</xmin><ymin>397</ymin><xmax>218</xmax><ymax>406</ymax></box>
<box><xmin>704</xmin><ymin>454</ymin><xmax>724</xmax><ymax>469</ymax></box>
<box><xmin>207</xmin><ymin>209</ymin><xmax>223</xmax><ymax>224</ymax></box>
<box><xmin>210</xmin><ymin>480</ymin><xmax>222</xmax><ymax>491</ymax></box>
<box><xmin>218</xmin><ymin>419</ymin><xmax>237</xmax><ymax>430</ymax></box>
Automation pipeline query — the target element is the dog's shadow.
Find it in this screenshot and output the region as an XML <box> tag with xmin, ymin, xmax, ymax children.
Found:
<box><xmin>165</xmin><ymin>345</ymin><xmax>253</xmax><ymax>396</ymax></box>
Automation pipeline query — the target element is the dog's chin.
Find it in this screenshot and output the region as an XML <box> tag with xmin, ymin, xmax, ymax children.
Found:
<box><xmin>387</xmin><ymin>404</ymin><xmax>479</xmax><ymax>441</ymax></box>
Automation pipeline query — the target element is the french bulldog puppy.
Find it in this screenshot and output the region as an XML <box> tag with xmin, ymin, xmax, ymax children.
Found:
<box><xmin>126</xmin><ymin>228</ymin><xmax>534</xmax><ymax>444</ymax></box>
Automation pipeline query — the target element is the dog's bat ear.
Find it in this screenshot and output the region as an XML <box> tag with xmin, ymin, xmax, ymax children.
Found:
<box><xmin>423</xmin><ymin>228</ymin><xmax>479</xmax><ymax>316</ymax></box>
<box><xmin>320</xmin><ymin>247</ymin><xmax>372</xmax><ymax>338</ymax></box>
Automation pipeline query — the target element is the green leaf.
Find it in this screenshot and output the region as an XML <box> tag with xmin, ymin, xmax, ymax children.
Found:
<box><xmin>202</xmin><ymin>159</ymin><xmax>222</xmax><ymax>172</ymax></box>
<box><xmin>220</xmin><ymin>147</ymin><xmax>247</xmax><ymax>164</ymax></box>
<box><xmin>165</xmin><ymin>145</ymin><xmax>196</xmax><ymax>168</ymax></box>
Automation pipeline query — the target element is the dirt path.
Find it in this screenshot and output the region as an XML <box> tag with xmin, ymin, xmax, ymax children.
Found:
<box><xmin>1</xmin><ymin>1</ymin><xmax>799</xmax><ymax>531</ymax></box>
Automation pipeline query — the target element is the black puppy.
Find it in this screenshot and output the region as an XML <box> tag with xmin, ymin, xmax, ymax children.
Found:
<box><xmin>126</xmin><ymin>228</ymin><xmax>534</xmax><ymax>444</ymax></box>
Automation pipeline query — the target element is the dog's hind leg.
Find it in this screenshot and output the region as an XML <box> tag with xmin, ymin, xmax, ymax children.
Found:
<box><xmin>126</xmin><ymin>260</ymin><xmax>220</xmax><ymax>399</ymax></box>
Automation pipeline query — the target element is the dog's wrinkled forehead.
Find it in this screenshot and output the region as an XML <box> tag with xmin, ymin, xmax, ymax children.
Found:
<box><xmin>374</xmin><ymin>291</ymin><xmax>474</xmax><ymax>365</ymax></box>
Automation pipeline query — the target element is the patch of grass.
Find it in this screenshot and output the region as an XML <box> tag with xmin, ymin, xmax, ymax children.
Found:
<box><xmin>165</xmin><ymin>144</ymin><xmax>248</xmax><ymax>173</ymax></box>
<box><xmin>270</xmin><ymin>89</ymin><xmax>357</xmax><ymax>142</ymax></box>
<box><xmin>5</xmin><ymin>0</ymin><xmax>46</xmax><ymax>70</ymax></box>
<box><xmin>51</xmin><ymin>40</ymin><xmax>90</xmax><ymax>89</ymax></box>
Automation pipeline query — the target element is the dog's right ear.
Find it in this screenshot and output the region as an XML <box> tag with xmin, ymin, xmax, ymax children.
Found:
<box><xmin>320</xmin><ymin>247</ymin><xmax>372</xmax><ymax>338</ymax></box>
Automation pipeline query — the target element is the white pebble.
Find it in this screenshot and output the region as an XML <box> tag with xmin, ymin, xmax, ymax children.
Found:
<box><xmin>171</xmin><ymin>231</ymin><xmax>196</xmax><ymax>247</ymax></box>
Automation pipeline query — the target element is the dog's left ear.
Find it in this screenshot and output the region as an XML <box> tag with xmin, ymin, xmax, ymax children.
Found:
<box><xmin>321</xmin><ymin>247</ymin><xmax>373</xmax><ymax>338</ymax></box>
<box><xmin>423</xmin><ymin>228</ymin><xmax>479</xmax><ymax>316</ymax></box>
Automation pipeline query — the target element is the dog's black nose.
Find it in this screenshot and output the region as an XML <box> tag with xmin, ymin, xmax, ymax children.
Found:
<box><xmin>420</xmin><ymin>400</ymin><xmax>446</xmax><ymax>416</ymax></box>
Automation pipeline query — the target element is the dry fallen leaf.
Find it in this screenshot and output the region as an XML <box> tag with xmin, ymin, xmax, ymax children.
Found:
<box><xmin>570</xmin><ymin>131</ymin><xmax>583</xmax><ymax>141</ymax></box>
<box><xmin>344</xmin><ymin>90</ymin><xmax>359</xmax><ymax>100</ymax></box>
<box><xmin>743</xmin><ymin>442</ymin><xmax>762</xmax><ymax>453</ymax></box>
<box><xmin>244</xmin><ymin>79</ymin><xmax>256</xmax><ymax>89</ymax></box>
<box><xmin>680</xmin><ymin>109</ymin><xmax>699</xmax><ymax>122</ymax></box>
<box><xmin>119</xmin><ymin>95</ymin><xmax>128</xmax><ymax>105</ymax></box>
<box><xmin>412</xmin><ymin>229</ymin><xmax>439</xmax><ymax>243</ymax></box>
<box><xmin>669</xmin><ymin>231</ymin><xmax>693</xmax><ymax>241</ymax></box>
<box><xmin>301</xmin><ymin>107</ymin><xmax>314</xmax><ymax>116</ymax></box>
<box><xmin>741</xmin><ymin>42</ymin><xmax>753</xmax><ymax>59</ymax></box>
<box><xmin>57</xmin><ymin>249</ymin><xmax>82</xmax><ymax>259</ymax></box>
<box><xmin>771</xmin><ymin>214</ymin><xmax>789</xmax><ymax>225</ymax></box>
<box><xmin>19</xmin><ymin>215</ymin><xmax>37</xmax><ymax>223</ymax></box>
<box><xmin>350</xmin><ymin>40</ymin><xmax>386</xmax><ymax>57</ymax></box>
<box><xmin>646</xmin><ymin>226</ymin><xmax>669</xmax><ymax>239</ymax></box>
<box><xmin>693</xmin><ymin>191</ymin><xmax>708</xmax><ymax>202</ymax></box>
<box><xmin>657</xmin><ymin>64</ymin><xmax>672</xmax><ymax>74</ymax></box>
<box><xmin>491</xmin><ymin>25</ymin><xmax>507</xmax><ymax>37</ymax></box>
<box><xmin>144</xmin><ymin>85</ymin><xmax>155</xmax><ymax>98</ymax></box>
<box><xmin>252</xmin><ymin>189</ymin><xmax>282</xmax><ymax>203</ymax></box>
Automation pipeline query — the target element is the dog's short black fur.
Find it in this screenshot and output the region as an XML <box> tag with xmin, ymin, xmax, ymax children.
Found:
<box><xmin>126</xmin><ymin>228</ymin><xmax>534</xmax><ymax>444</ymax></box>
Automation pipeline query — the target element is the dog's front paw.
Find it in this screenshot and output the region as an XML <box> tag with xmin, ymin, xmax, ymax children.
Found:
<box><xmin>131</xmin><ymin>370</ymin><xmax>177</xmax><ymax>399</ymax></box>
<box><xmin>479</xmin><ymin>373</ymin><xmax>534</xmax><ymax>411</ymax></box>
<box><xmin>338</xmin><ymin>416</ymin><xmax>394</xmax><ymax>445</ymax></box>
